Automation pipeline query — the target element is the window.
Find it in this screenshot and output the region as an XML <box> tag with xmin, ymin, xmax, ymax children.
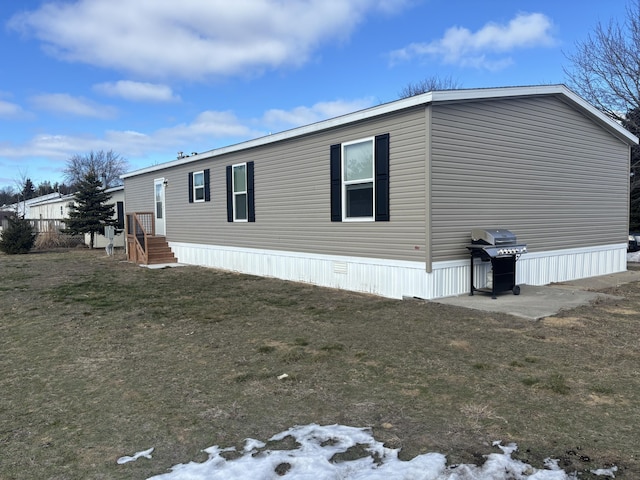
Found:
<box><xmin>188</xmin><ymin>169</ymin><xmax>210</xmax><ymax>203</ymax></box>
<box><xmin>343</xmin><ymin>138</ymin><xmax>374</xmax><ymax>219</ymax></box>
<box><xmin>233</xmin><ymin>164</ymin><xmax>247</xmax><ymax>220</ymax></box>
<box><xmin>330</xmin><ymin>133</ymin><xmax>389</xmax><ymax>222</ymax></box>
<box><xmin>193</xmin><ymin>171</ymin><xmax>205</xmax><ymax>201</ymax></box>
<box><xmin>226</xmin><ymin>162</ymin><xmax>255</xmax><ymax>222</ymax></box>
<box><xmin>155</xmin><ymin>182</ymin><xmax>163</xmax><ymax>219</ymax></box>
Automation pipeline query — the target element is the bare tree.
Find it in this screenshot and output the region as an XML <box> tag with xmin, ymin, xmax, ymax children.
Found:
<box><xmin>398</xmin><ymin>75</ymin><xmax>462</xmax><ymax>99</ymax></box>
<box><xmin>64</xmin><ymin>150</ymin><xmax>129</xmax><ymax>189</ymax></box>
<box><xmin>564</xmin><ymin>1</ymin><xmax>640</xmax><ymax>228</ymax></box>
<box><xmin>13</xmin><ymin>169</ymin><xmax>31</xmax><ymax>215</ymax></box>
<box><xmin>564</xmin><ymin>1</ymin><xmax>640</xmax><ymax>129</ymax></box>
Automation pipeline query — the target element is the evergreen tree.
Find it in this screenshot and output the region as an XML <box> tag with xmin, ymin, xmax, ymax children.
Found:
<box><xmin>21</xmin><ymin>178</ymin><xmax>36</xmax><ymax>200</ymax></box>
<box><xmin>0</xmin><ymin>186</ymin><xmax>17</xmax><ymax>206</ymax></box>
<box><xmin>63</xmin><ymin>171</ymin><xmax>116</xmax><ymax>249</ymax></box>
<box><xmin>0</xmin><ymin>215</ymin><xmax>36</xmax><ymax>254</ymax></box>
<box><xmin>52</xmin><ymin>182</ymin><xmax>73</xmax><ymax>195</ymax></box>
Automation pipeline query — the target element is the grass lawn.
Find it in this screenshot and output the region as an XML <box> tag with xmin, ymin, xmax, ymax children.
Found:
<box><xmin>1</xmin><ymin>248</ymin><xmax>639</xmax><ymax>479</ymax></box>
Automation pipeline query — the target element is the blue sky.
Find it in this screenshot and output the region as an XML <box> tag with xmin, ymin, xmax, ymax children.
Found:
<box><xmin>0</xmin><ymin>0</ymin><xmax>630</xmax><ymax>191</ymax></box>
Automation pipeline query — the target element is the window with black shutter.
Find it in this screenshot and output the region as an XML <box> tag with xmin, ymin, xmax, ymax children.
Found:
<box><xmin>330</xmin><ymin>133</ymin><xmax>389</xmax><ymax>222</ymax></box>
<box><xmin>188</xmin><ymin>169</ymin><xmax>210</xmax><ymax>203</ymax></box>
<box><xmin>226</xmin><ymin>162</ymin><xmax>255</xmax><ymax>222</ymax></box>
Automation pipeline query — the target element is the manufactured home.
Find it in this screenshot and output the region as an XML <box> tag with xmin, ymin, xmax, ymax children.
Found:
<box><xmin>26</xmin><ymin>186</ymin><xmax>126</xmax><ymax>248</ymax></box>
<box><xmin>122</xmin><ymin>85</ymin><xmax>637</xmax><ymax>299</ymax></box>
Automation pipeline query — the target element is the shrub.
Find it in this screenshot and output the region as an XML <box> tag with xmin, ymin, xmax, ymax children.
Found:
<box><xmin>0</xmin><ymin>216</ymin><xmax>36</xmax><ymax>254</ymax></box>
<box><xmin>34</xmin><ymin>229</ymin><xmax>83</xmax><ymax>250</ymax></box>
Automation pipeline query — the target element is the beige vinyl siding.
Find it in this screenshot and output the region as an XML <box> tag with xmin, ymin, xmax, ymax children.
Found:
<box><xmin>124</xmin><ymin>175</ymin><xmax>157</xmax><ymax>217</ymax></box>
<box><xmin>430</xmin><ymin>95</ymin><xmax>630</xmax><ymax>261</ymax></box>
<box><xmin>126</xmin><ymin>106</ymin><xmax>428</xmax><ymax>263</ymax></box>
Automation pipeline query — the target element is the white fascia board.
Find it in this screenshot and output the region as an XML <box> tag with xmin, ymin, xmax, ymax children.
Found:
<box><xmin>29</xmin><ymin>194</ymin><xmax>75</xmax><ymax>207</ymax></box>
<box><xmin>558</xmin><ymin>86</ymin><xmax>638</xmax><ymax>145</ymax></box>
<box><xmin>121</xmin><ymin>84</ymin><xmax>637</xmax><ymax>180</ymax></box>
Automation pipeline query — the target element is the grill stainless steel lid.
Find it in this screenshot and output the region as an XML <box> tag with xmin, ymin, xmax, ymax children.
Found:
<box><xmin>471</xmin><ymin>228</ymin><xmax>517</xmax><ymax>246</ymax></box>
<box><xmin>469</xmin><ymin>228</ymin><xmax>527</xmax><ymax>257</ymax></box>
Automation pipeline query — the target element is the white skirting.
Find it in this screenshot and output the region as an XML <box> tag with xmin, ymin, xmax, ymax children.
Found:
<box><xmin>169</xmin><ymin>242</ymin><xmax>627</xmax><ymax>300</ymax></box>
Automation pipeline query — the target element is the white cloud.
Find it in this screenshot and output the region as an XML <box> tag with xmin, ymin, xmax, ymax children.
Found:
<box><xmin>0</xmin><ymin>109</ymin><xmax>260</xmax><ymax>163</ymax></box>
<box><xmin>30</xmin><ymin>93</ymin><xmax>118</xmax><ymax>119</ymax></box>
<box><xmin>158</xmin><ymin>110</ymin><xmax>258</xmax><ymax>142</ymax></box>
<box><xmin>0</xmin><ymin>99</ymin><xmax>25</xmax><ymax>118</ymax></box>
<box><xmin>8</xmin><ymin>0</ymin><xmax>409</xmax><ymax>80</ymax></box>
<box><xmin>262</xmin><ymin>98</ymin><xmax>376</xmax><ymax>128</ymax></box>
<box><xmin>390</xmin><ymin>12</ymin><xmax>556</xmax><ymax>70</ymax></box>
<box><xmin>0</xmin><ymin>96</ymin><xmax>371</xmax><ymax>180</ymax></box>
<box><xmin>94</xmin><ymin>81</ymin><xmax>180</xmax><ymax>102</ymax></box>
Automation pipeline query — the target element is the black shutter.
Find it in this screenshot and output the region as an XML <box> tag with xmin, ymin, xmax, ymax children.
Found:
<box><xmin>247</xmin><ymin>161</ymin><xmax>255</xmax><ymax>222</ymax></box>
<box><xmin>188</xmin><ymin>172</ymin><xmax>194</xmax><ymax>203</ymax></box>
<box><xmin>375</xmin><ymin>133</ymin><xmax>390</xmax><ymax>222</ymax></box>
<box><xmin>204</xmin><ymin>169</ymin><xmax>211</xmax><ymax>202</ymax></box>
<box><xmin>226</xmin><ymin>165</ymin><xmax>233</xmax><ymax>222</ymax></box>
<box><xmin>330</xmin><ymin>143</ymin><xmax>342</xmax><ymax>222</ymax></box>
<box><xmin>116</xmin><ymin>201</ymin><xmax>125</xmax><ymax>230</ymax></box>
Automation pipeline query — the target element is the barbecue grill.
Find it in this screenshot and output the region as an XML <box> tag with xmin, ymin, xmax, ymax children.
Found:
<box><xmin>466</xmin><ymin>228</ymin><xmax>527</xmax><ymax>299</ymax></box>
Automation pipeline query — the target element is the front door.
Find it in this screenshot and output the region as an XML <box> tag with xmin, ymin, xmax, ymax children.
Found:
<box><xmin>154</xmin><ymin>178</ymin><xmax>166</xmax><ymax>236</ymax></box>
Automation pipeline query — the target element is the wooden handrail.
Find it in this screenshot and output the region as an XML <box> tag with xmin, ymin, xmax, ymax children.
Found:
<box><xmin>126</xmin><ymin>212</ymin><xmax>154</xmax><ymax>264</ymax></box>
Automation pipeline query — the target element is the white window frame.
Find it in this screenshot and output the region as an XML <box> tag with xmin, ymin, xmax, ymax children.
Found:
<box><xmin>341</xmin><ymin>137</ymin><xmax>375</xmax><ymax>222</ymax></box>
<box><xmin>193</xmin><ymin>170</ymin><xmax>205</xmax><ymax>203</ymax></box>
<box><xmin>232</xmin><ymin>163</ymin><xmax>248</xmax><ymax>222</ymax></box>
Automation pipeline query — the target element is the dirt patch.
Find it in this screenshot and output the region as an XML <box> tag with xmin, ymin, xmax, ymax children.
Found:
<box><xmin>449</xmin><ymin>339</ymin><xmax>472</xmax><ymax>350</ymax></box>
<box><xmin>601</xmin><ymin>307</ymin><xmax>640</xmax><ymax>315</ymax></box>
<box><xmin>541</xmin><ymin>316</ymin><xmax>585</xmax><ymax>328</ymax></box>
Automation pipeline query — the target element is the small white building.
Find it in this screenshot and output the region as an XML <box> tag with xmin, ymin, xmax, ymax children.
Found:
<box><xmin>25</xmin><ymin>186</ymin><xmax>126</xmax><ymax>249</ymax></box>
<box><xmin>2</xmin><ymin>192</ymin><xmax>63</xmax><ymax>219</ymax></box>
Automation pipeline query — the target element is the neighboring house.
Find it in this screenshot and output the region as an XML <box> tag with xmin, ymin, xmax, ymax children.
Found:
<box><xmin>26</xmin><ymin>186</ymin><xmax>126</xmax><ymax>249</ymax></box>
<box><xmin>90</xmin><ymin>186</ymin><xmax>126</xmax><ymax>249</ymax></box>
<box><xmin>3</xmin><ymin>192</ymin><xmax>63</xmax><ymax>219</ymax></box>
<box><xmin>121</xmin><ymin>85</ymin><xmax>638</xmax><ymax>300</ymax></box>
<box><xmin>27</xmin><ymin>192</ymin><xmax>75</xmax><ymax>233</ymax></box>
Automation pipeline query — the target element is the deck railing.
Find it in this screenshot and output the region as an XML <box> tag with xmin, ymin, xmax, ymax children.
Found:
<box><xmin>126</xmin><ymin>212</ymin><xmax>154</xmax><ymax>264</ymax></box>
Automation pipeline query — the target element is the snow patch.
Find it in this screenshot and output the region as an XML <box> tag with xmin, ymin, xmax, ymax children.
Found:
<box><xmin>117</xmin><ymin>447</ymin><xmax>154</xmax><ymax>464</ymax></box>
<box><xmin>590</xmin><ymin>466</ymin><xmax>618</xmax><ymax>478</ymax></box>
<box><xmin>143</xmin><ymin>424</ymin><xmax>618</xmax><ymax>479</ymax></box>
<box><xmin>627</xmin><ymin>251</ymin><xmax>640</xmax><ymax>262</ymax></box>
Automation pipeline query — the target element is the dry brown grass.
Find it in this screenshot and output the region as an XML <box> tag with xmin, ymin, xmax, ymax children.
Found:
<box><xmin>1</xmin><ymin>249</ymin><xmax>639</xmax><ymax>478</ymax></box>
<box><xmin>34</xmin><ymin>230</ymin><xmax>83</xmax><ymax>250</ymax></box>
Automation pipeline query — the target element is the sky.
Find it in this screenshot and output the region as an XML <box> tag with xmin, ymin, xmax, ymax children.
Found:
<box><xmin>113</xmin><ymin>424</ymin><xmax>618</xmax><ymax>479</ymax></box>
<box><xmin>0</xmin><ymin>0</ymin><xmax>631</xmax><ymax>191</ymax></box>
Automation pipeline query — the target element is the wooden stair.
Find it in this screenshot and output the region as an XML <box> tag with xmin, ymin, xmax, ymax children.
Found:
<box><xmin>146</xmin><ymin>236</ymin><xmax>177</xmax><ymax>264</ymax></box>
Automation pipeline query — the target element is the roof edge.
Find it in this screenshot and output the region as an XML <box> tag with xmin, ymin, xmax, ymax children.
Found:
<box><xmin>121</xmin><ymin>84</ymin><xmax>638</xmax><ymax>179</ymax></box>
